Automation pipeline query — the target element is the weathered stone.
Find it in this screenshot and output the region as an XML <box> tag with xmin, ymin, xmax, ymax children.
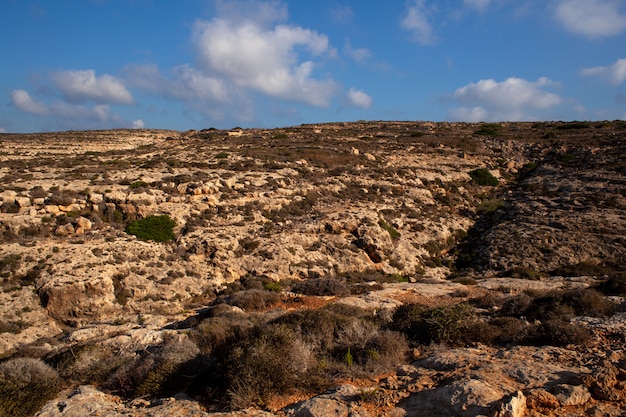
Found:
<box><xmin>493</xmin><ymin>391</ymin><xmax>526</xmax><ymax>417</ymax></box>
<box><xmin>55</xmin><ymin>223</ymin><xmax>74</xmax><ymax>236</ymax></box>
<box><xmin>526</xmin><ymin>388</ymin><xmax>559</xmax><ymax>410</ymax></box>
<box><xmin>15</xmin><ymin>196</ymin><xmax>31</xmax><ymax>207</ymax></box>
<box><xmin>76</xmin><ymin>216</ymin><xmax>92</xmax><ymax>231</ymax></box>
<box><xmin>554</xmin><ymin>384</ymin><xmax>591</xmax><ymax>406</ymax></box>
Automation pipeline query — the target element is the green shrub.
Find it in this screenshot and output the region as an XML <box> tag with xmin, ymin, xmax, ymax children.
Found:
<box><xmin>469</xmin><ymin>168</ymin><xmax>499</xmax><ymax>186</ymax></box>
<box><xmin>125</xmin><ymin>214</ymin><xmax>176</xmax><ymax>242</ymax></box>
<box><xmin>474</xmin><ymin>123</ymin><xmax>501</xmax><ymax>137</ymax></box>
<box><xmin>0</xmin><ymin>358</ymin><xmax>62</xmax><ymax>417</ymax></box>
<box><xmin>477</xmin><ymin>198</ymin><xmax>504</xmax><ymax>214</ymax></box>
<box><xmin>215</xmin><ymin>152</ymin><xmax>230</xmax><ymax>159</ymax></box>
<box><xmin>129</xmin><ymin>180</ymin><xmax>148</xmax><ymax>189</ymax></box>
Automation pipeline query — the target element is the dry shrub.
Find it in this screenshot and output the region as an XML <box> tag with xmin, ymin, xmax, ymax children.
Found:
<box><xmin>525</xmin><ymin>320</ymin><xmax>591</xmax><ymax>347</ymax></box>
<box><xmin>504</xmin><ymin>288</ymin><xmax>614</xmax><ymax>322</ymax></box>
<box><xmin>292</xmin><ymin>278</ymin><xmax>350</xmax><ymax>297</ymax></box>
<box><xmin>51</xmin><ymin>344</ymin><xmax>128</xmax><ymax>385</ymax></box>
<box><xmin>192</xmin><ymin>314</ymin><xmax>255</xmax><ymax>356</ymax></box>
<box><xmin>226</xmin><ymin>324</ymin><xmax>314</xmax><ymax>408</ymax></box>
<box><xmin>0</xmin><ymin>358</ymin><xmax>62</xmax><ymax>417</ymax></box>
<box><xmin>107</xmin><ymin>338</ymin><xmax>200</xmax><ymax>398</ymax></box>
<box><xmin>225</xmin><ymin>289</ymin><xmax>280</xmax><ymax>311</ymax></box>
<box><xmin>391</xmin><ymin>303</ymin><xmax>475</xmax><ymax>346</ymax></box>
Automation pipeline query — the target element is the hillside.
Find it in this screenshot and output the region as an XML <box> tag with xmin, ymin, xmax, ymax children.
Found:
<box><xmin>0</xmin><ymin>121</ymin><xmax>625</xmax><ymax>417</ymax></box>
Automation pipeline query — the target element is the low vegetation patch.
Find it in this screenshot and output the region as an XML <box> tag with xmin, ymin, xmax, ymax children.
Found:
<box><xmin>469</xmin><ymin>168</ymin><xmax>499</xmax><ymax>186</ymax></box>
<box><xmin>125</xmin><ymin>214</ymin><xmax>176</xmax><ymax>242</ymax></box>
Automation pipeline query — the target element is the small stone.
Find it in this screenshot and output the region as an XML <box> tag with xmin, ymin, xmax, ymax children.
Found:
<box><xmin>55</xmin><ymin>223</ymin><xmax>74</xmax><ymax>236</ymax></box>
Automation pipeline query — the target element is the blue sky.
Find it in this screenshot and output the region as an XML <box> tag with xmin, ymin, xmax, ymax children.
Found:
<box><xmin>1</xmin><ymin>0</ymin><xmax>625</xmax><ymax>132</ymax></box>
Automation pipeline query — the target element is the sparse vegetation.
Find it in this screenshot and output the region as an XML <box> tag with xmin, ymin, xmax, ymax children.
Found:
<box><xmin>0</xmin><ymin>122</ymin><xmax>624</xmax><ymax>414</ymax></box>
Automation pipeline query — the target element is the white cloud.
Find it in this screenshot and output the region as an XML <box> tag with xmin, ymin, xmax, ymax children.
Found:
<box><xmin>51</xmin><ymin>69</ymin><xmax>133</xmax><ymax>104</ymax></box>
<box><xmin>11</xmin><ymin>90</ymin><xmax>50</xmax><ymax>115</ymax></box>
<box><xmin>125</xmin><ymin>64</ymin><xmax>229</xmax><ymax>102</ymax></box>
<box><xmin>132</xmin><ymin>119</ymin><xmax>145</xmax><ymax>129</ymax></box>
<box><xmin>12</xmin><ymin>89</ymin><xmax>114</xmax><ymax>122</ymax></box>
<box><xmin>347</xmin><ymin>88</ymin><xmax>372</xmax><ymax>109</ymax></box>
<box><xmin>330</xmin><ymin>5</ymin><xmax>354</xmax><ymax>24</ymax></box>
<box><xmin>344</xmin><ymin>40</ymin><xmax>372</xmax><ymax>64</ymax></box>
<box><xmin>192</xmin><ymin>13</ymin><xmax>337</xmax><ymax>106</ymax></box>
<box><xmin>448</xmin><ymin>77</ymin><xmax>562</xmax><ymax>121</ymax></box>
<box><xmin>580</xmin><ymin>57</ymin><xmax>626</xmax><ymax>85</ymax></box>
<box><xmin>0</xmin><ymin>127</ymin><xmax>6</xmax><ymax>133</ymax></box>
<box><xmin>447</xmin><ymin>106</ymin><xmax>488</xmax><ymax>122</ymax></box>
<box><xmin>555</xmin><ymin>0</ymin><xmax>626</xmax><ymax>38</ymax></box>
<box><xmin>401</xmin><ymin>0</ymin><xmax>436</xmax><ymax>45</ymax></box>
<box><xmin>464</xmin><ymin>0</ymin><xmax>490</xmax><ymax>12</ymax></box>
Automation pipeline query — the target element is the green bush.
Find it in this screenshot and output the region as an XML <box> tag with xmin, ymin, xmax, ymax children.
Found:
<box><xmin>474</xmin><ymin>123</ymin><xmax>501</xmax><ymax>137</ymax></box>
<box><xmin>469</xmin><ymin>168</ymin><xmax>499</xmax><ymax>186</ymax></box>
<box><xmin>129</xmin><ymin>180</ymin><xmax>148</xmax><ymax>189</ymax></box>
<box><xmin>0</xmin><ymin>358</ymin><xmax>62</xmax><ymax>417</ymax></box>
<box><xmin>125</xmin><ymin>214</ymin><xmax>176</xmax><ymax>242</ymax></box>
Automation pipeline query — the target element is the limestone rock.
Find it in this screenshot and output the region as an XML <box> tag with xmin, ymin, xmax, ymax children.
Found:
<box><xmin>289</xmin><ymin>398</ymin><xmax>349</xmax><ymax>417</ymax></box>
<box><xmin>526</xmin><ymin>388</ymin><xmax>559</xmax><ymax>410</ymax></box>
<box><xmin>493</xmin><ymin>391</ymin><xmax>526</xmax><ymax>417</ymax></box>
<box><xmin>55</xmin><ymin>223</ymin><xmax>74</xmax><ymax>236</ymax></box>
<box><xmin>554</xmin><ymin>384</ymin><xmax>591</xmax><ymax>406</ymax></box>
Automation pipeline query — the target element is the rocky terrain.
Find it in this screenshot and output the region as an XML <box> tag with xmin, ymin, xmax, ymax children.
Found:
<box><xmin>0</xmin><ymin>121</ymin><xmax>625</xmax><ymax>416</ymax></box>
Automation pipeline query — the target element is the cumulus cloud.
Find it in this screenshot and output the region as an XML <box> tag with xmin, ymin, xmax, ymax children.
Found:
<box><xmin>12</xmin><ymin>89</ymin><xmax>114</xmax><ymax>122</ymax></box>
<box><xmin>401</xmin><ymin>0</ymin><xmax>436</xmax><ymax>45</ymax></box>
<box><xmin>0</xmin><ymin>127</ymin><xmax>6</xmax><ymax>133</ymax></box>
<box><xmin>192</xmin><ymin>13</ymin><xmax>337</xmax><ymax>106</ymax></box>
<box><xmin>347</xmin><ymin>88</ymin><xmax>372</xmax><ymax>109</ymax></box>
<box><xmin>448</xmin><ymin>77</ymin><xmax>562</xmax><ymax>121</ymax></box>
<box><xmin>554</xmin><ymin>0</ymin><xmax>626</xmax><ymax>38</ymax></box>
<box><xmin>132</xmin><ymin>119</ymin><xmax>144</xmax><ymax>129</ymax></box>
<box><xmin>11</xmin><ymin>90</ymin><xmax>50</xmax><ymax>115</ymax></box>
<box><xmin>580</xmin><ymin>57</ymin><xmax>626</xmax><ymax>85</ymax></box>
<box><xmin>464</xmin><ymin>0</ymin><xmax>490</xmax><ymax>12</ymax></box>
<box><xmin>51</xmin><ymin>69</ymin><xmax>133</xmax><ymax>104</ymax></box>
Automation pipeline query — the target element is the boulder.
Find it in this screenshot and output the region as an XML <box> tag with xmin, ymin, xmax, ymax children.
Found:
<box><xmin>76</xmin><ymin>216</ymin><xmax>92</xmax><ymax>231</ymax></box>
